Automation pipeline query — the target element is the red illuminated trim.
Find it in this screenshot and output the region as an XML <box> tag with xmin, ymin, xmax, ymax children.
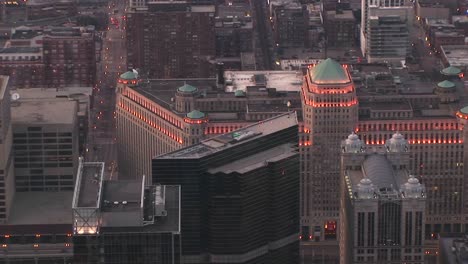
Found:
<box><xmin>365</xmin><ymin>139</ymin><xmax>463</xmax><ymax>145</ymax></box>
<box><xmin>183</xmin><ymin>117</ymin><xmax>208</xmax><ymax>124</ymax></box>
<box><xmin>122</xmin><ymin>91</ymin><xmax>183</xmax><ymax>129</ymax></box>
<box><xmin>118</xmin><ymin>102</ymin><xmax>184</xmax><ymax>144</ymax></box>
<box><xmin>118</xmin><ymin>79</ymin><xmax>138</xmax><ymax>85</ymax></box>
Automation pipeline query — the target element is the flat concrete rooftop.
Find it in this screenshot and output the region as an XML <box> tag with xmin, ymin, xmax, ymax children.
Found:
<box><xmin>101</xmin><ymin>180</ymin><xmax>143</xmax><ymax>212</ymax></box>
<box><xmin>12</xmin><ymin>100</ymin><xmax>77</xmax><ymax>125</ymax></box>
<box><xmin>8</xmin><ymin>192</ymin><xmax>73</xmax><ymax>225</ymax></box>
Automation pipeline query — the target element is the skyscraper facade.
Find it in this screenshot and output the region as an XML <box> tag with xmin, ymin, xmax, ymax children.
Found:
<box><xmin>0</xmin><ymin>76</ymin><xmax>13</xmax><ymax>223</ymax></box>
<box><xmin>300</xmin><ymin>58</ymin><xmax>358</xmax><ymax>257</ymax></box>
<box><xmin>153</xmin><ymin>113</ymin><xmax>300</xmax><ymax>264</ymax></box>
<box><xmin>125</xmin><ymin>2</ymin><xmax>215</xmax><ymax>78</ymax></box>
<box><xmin>360</xmin><ymin>0</ymin><xmax>413</xmax><ymax>62</ymax></box>
<box><xmin>340</xmin><ymin>132</ymin><xmax>426</xmax><ymax>264</ymax></box>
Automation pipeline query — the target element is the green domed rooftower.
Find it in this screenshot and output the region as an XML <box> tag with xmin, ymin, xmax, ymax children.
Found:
<box><xmin>118</xmin><ymin>70</ymin><xmax>138</xmax><ymax>85</ymax></box>
<box><xmin>177</xmin><ymin>83</ymin><xmax>198</xmax><ymax>93</ymax></box>
<box><xmin>309</xmin><ymin>58</ymin><xmax>350</xmax><ymax>84</ymax></box>
<box><xmin>184</xmin><ymin>110</ymin><xmax>208</xmax><ymax>124</ymax></box>
<box><xmin>441</xmin><ymin>66</ymin><xmax>461</xmax><ymax>77</ymax></box>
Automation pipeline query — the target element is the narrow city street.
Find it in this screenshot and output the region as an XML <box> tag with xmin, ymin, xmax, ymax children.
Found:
<box><xmin>85</xmin><ymin>0</ymin><xmax>126</xmax><ymax>180</ymax></box>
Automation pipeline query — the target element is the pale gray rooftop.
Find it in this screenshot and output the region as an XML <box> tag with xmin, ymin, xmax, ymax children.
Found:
<box><xmin>12</xmin><ymin>100</ymin><xmax>77</xmax><ymax>125</ymax></box>
<box><xmin>8</xmin><ymin>192</ymin><xmax>73</xmax><ymax>225</ymax></box>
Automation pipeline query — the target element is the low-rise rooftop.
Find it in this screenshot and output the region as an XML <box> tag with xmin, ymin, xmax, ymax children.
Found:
<box><xmin>8</xmin><ymin>192</ymin><xmax>73</xmax><ymax>225</ymax></box>
<box><xmin>441</xmin><ymin>45</ymin><xmax>468</xmax><ymax>68</ymax></box>
<box><xmin>11</xmin><ymin>100</ymin><xmax>77</xmax><ymax>125</ymax></box>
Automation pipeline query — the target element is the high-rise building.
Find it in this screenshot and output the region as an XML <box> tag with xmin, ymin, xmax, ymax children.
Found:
<box><xmin>270</xmin><ymin>0</ymin><xmax>306</xmax><ymax>48</ymax></box>
<box><xmin>215</xmin><ymin>2</ymin><xmax>254</xmax><ymax>58</ymax></box>
<box><xmin>340</xmin><ymin>132</ymin><xmax>426</xmax><ymax>264</ymax></box>
<box><xmin>366</xmin><ymin>15</ymin><xmax>409</xmax><ymax>63</ymax></box>
<box><xmin>360</xmin><ymin>0</ymin><xmax>412</xmax><ymax>62</ymax></box>
<box><xmin>72</xmin><ymin>161</ymin><xmax>181</xmax><ymax>264</ymax></box>
<box><xmin>153</xmin><ymin>113</ymin><xmax>300</xmax><ymax>264</ymax></box>
<box><xmin>42</xmin><ymin>27</ymin><xmax>96</xmax><ymax>88</ymax></box>
<box><xmin>0</xmin><ymin>76</ymin><xmax>14</xmax><ymax>223</ymax></box>
<box><xmin>11</xmin><ymin>99</ymin><xmax>79</xmax><ymax>192</ymax></box>
<box><xmin>125</xmin><ymin>2</ymin><xmax>215</xmax><ymax>78</ymax></box>
<box><xmin>324</xmin><ymin>8</ymin><xmax>357</xmax><ymax>47</ymax></box>
<box><xmin>300</xmin><ymin>58</ymin><xmax>358</xmax><ymax>259</ymax></box>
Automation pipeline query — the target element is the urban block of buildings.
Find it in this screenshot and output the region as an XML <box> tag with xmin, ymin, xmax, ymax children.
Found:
<box><xmin>115</xmin><ymin>56</ymin><xmax>468</xmax><ymax>262</ymax></box>
<box><xmin>0</xmin><ymin>26</ymin><xmax>97</xmax><ymax>88</ymax></box>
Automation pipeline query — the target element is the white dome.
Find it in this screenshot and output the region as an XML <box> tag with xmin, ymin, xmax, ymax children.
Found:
<box><xmin>385</xmin><ymin>132</ymin><xmax>409</xmax><ymax>153</ymax></box>
<box><xmin>401</xmin><ymin>175</ymin><xmax>425</xmax><ymax>198</ymax></box>
<box><xmin>356</xmin><ymin>178</ymin><xmax>375</xmax><ymax>199</ymax></box>
<box><xmin>342</xmin><ymin>132</ymin><xmax>364</xmax><ymax>153</ymax></box>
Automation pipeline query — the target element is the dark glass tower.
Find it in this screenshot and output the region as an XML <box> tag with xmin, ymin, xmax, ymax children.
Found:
<box><xmin>153</xmin><ymin>112</ymin><xmax>300</xmax><ymax>264</ymax></box>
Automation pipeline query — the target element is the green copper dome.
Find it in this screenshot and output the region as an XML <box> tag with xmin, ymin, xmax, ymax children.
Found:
<box><xmin>309</xmin><ymin>58</ymin><xmax>350</xmax><ymax>84</ymax></box>
<box><xmin>437</xmin><ymin>80</ymin><xmax>455</xmax><ymax>88</ymax></box>
<box><xmin>234</xmin><ymin>90</ymin><xmax>246</xmax><ymax>97</ymax></box>
<box><xmin>178</xmin><ymin>83</ymin><xmax>197</xmax><ymax>93</ymax></box>
<box><xmin>460</xmin><ymin>106</ymin><xmax>468</xmax><ymax>115</ymax></box>
<box><xmin>120</xmin><ymin>71</ymin><xmax>137</xmax><ymax>80</ymax></box>
<box><xmin>186</xmin><ymin>110</ymin><xmax>205</xmax><ymax>119</ymax></box>
<box><xmin>441</xmin><ymin>66</ymin><xmax>461</xmax><ymax>76</ymax></box>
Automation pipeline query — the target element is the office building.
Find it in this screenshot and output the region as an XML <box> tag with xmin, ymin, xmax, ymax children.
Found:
<box><xmin>72</xmin><ymin>161</ymin><xmax>181</xmax><ymax>264</ymax></box>
<box><xmin>0</xmin><ymin>76</ymin><xmax>14</xmax><ymax>223</ymax></box>
<box><xmin>0</xmin><ymin>26</ymin><xmax>96</xmax><ymax>89</ymax></box>
<box><xmin>270</xmin><ymin>0</ymin><xmax>306</xmax><ymax>48</ymax></box>
<box><xmin>14</xmin><ymin>87</ymin><xmax>92</xmax><ymax>155</ymax></box>
<box><xmin>299</xmin><ymin>59</ymin><xmax>358</xmax><ymax>261</ymax></box>
<box><xmin>11</xmin><ymin>99</ymin><xmax>79</xmax><ymax>192</ymax></box>
<box><xmin>43</xmin><ymin>27</ymin><xmax>96</xmax><ymax>88</ymax></box>
<box><xmin>340</xmin><ymin>132</ymin><xmax>426</xmax><ymax>264</ymax></box>
<box><xmin>215</xmin><ymin>2</ymin><xmax>253</xmax><ymax>58</ymax></box>
<box><xmin>416</xmin><ymin>1</ymin><xmax>450</xmax><ymax>21</ymax></box>
<box><xmin>324</xmin><ymin>8</ymin><xmax>356</xmax><ymax>47</ymax></box>
<box><xmin>125</xmin><ymin>2</ymin><xmax>215</xmax><ymax>78</ymax></box>
<box><xmin>360</xmin><ymin>0</ymin><xmax>412</xmax><ymax>62</ymax></box>
<box><xmin>0</xmin><ymin>47</ymin><xmax>45</xmax><ymax>88</ymax></box>
<box><xmin>366</xmin><ymin>15</ymin><xmax>409</xmax><ymax>63</ymax></box>
<box><xmin>153</xmin><ymin>113</ymin><xmax>299</xmax><ymax>263</ymax></box>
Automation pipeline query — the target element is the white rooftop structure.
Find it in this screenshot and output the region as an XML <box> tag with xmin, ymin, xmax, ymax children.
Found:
<box><xmin>223</xmin><ymin>70</ymin><xmax>302</xmax><ymax>92</ymax></box>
